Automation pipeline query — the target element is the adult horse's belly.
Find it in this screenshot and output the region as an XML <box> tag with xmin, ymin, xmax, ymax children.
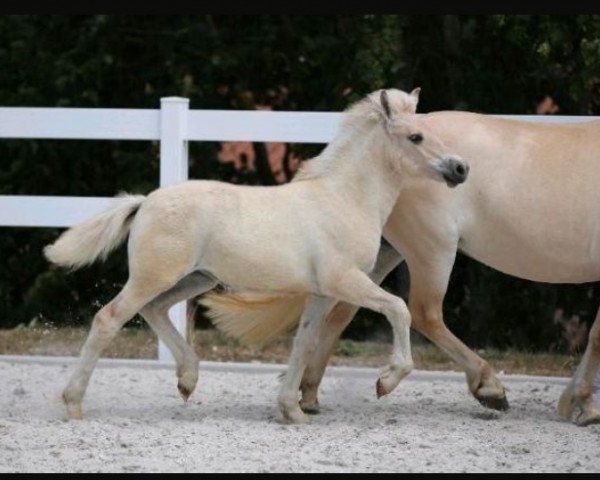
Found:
<box><xmin>459</xmin><ymin>168</ymin><xmax>600</xmax><ymax>284</ymax></box>
<box><xmin>414</xmin><ymin>111</ymin><xmax>600</xmax><ymax>285</ymax></box>
<box><xmin>461</xmin><ymin>224</ymin><xmax>600</xmax><ymax>284</ymax></box>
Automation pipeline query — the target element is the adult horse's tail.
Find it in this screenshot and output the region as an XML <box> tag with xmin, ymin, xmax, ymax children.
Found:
<box><xmin>44</xmin><ymin>194</ymin><xmax>145</xmax><ymax>269</ymax></box>
<box><xmin>199</xmin><ymin>291</ymin><xmax>308</xmax><ymax>346</ymax></box>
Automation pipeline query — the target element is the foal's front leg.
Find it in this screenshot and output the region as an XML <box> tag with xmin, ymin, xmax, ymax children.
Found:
<box><xmin>328</xmin><ymin>268</ymin><xmax>414</xmax><ymax>398</ymax></box>
<box><xmin>278</xmin><ymin>295</ymin><xmax>336</xmax><ymax>424</ymax></box>
<box><xmin>300</xmin><ymin>243</ymin><xmax>403</xmax><ymax>412</ymax></box>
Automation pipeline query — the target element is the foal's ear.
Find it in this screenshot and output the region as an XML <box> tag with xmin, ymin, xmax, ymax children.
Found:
<box><xmin>380</xmin><ymin>90</ymin><xmax>392</xmax><ymax>118</ymax></box>
<box><xmin>410</xmin><ymin>87</ymin><xmax>421</xmax><ymax>101</ymax></box>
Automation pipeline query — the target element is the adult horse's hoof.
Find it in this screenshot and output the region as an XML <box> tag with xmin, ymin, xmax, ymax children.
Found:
<box><xmin>471</xmin><ymin>374</ymin><xmax>509</xmax><ymax>411</ymax></box>
<box><xmin>576</xmin><ymin>407</ymin><xmax>600</xmax><ymax>427</ymax></box>
<box><xmin>475</xmin><ymin>394</ymin><xmax>510</xmax><ymax>411</ymax></box>
<box><xmin>559</xmin><ymin>384</ymin><xmax>600</xmax><ymax>426</ymax></box>
<box><xmin>299</xmin><ymin>398</ymin><xmax>320</xmax><ymax>414</ymax></box>
<box><xmin>299</xmin><ymin>379</ymin><xmax>320</xmax><ymax>414</ymax></box>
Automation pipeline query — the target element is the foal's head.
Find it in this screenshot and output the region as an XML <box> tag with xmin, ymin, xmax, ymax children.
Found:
<box><xmin>367</xmin><ymin>88</ymin><xmax>469</xmax><ymax>187</ymax></box>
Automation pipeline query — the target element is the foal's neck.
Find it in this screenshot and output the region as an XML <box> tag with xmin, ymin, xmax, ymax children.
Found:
<box><xmin>317</xmin><ymin>126</ymin><xmax>403</xmax><ymax>230</ymax></box>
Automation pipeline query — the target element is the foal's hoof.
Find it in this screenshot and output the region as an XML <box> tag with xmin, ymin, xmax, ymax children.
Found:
<box><xmin>557</xmin><ymin>386</ymin><xmax>576</xmax><ymax>420</ymax></box>
<box><xmin>177</xmin><ymin>371</ymin><xmax>197</xmax><ymax>402</ymax></box>
<box><xmin>177</xmin><ymin>382</ymin><xmax>193</xmax><ymax>402</ymax></box>
<box><xmin>62</xmin><ymin>393</ymin><xmax>83</xmax><ymax>420</ymax></box>
<box><xmin>280</xmin><ymin>408</ymin><xmax>309</xmax><ymax>425</ymax></box>
<box><xmin>376</xmin><ymin>378</ymin><xmax>388</xmax><ymax>399</ymax></box>
<box><xmin>475</xmin><ymin>394</ymin><xmax>510</xmax><ymax>412</ymax></box>
<box><xmin>279</xmin><ymin>401</ymin><xmax>309</xmax><ymax>424</ymax></box>
<box><xmin>376</xmin><ymin>365</ymin><xmax>412</xmax><ymax>398</ymax></box>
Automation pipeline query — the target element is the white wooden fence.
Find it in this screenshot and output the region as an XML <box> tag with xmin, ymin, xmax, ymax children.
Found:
<box><xmin>0</xmin><ymin>97</ymin><xmax>597</xmax><ymax>362</ymax></box>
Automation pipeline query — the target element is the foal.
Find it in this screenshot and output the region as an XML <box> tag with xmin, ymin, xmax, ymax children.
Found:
<box><xmin>45</xmin><ymin>88</ymin><xmax>468</xmax><ymax>423</ymax></box>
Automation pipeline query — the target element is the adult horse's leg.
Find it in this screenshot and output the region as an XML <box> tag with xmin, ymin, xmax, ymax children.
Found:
<box><xmin>62</xmin><ymin>279</ymin><xmax>169</xmax><ymax>419</ymax></box>
<box><xmin>140</xmin><ymin>271</ymin><xmax>217</xmax><ymax>401</ymax></box>
<box><xmin>279</xmin><ymin>295</ymin><xmax>336</xmax><ymax>424</ymax></box>
<box><xmin>299</xmin><ymin>243</ymin><xmax>403</xmax><ymax>413</ymax></box>
<box><xmin>557</xmin><ymin>304</ymin><xmax>600</xmax><ymax>426</ymax></box>
<box><xmin>384</xmin><ymin>207</ymin><xmax>507</xmax><ymax>409</ymax></box>
<box><xmin>406</xmin><ymin>263</ymin><xmax>508</xmax><ymax>411</ymax></box>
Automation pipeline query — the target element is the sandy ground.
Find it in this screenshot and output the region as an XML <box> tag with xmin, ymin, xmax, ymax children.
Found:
<box><xmin>0</xmin><ymin>356</ymin><xmax>599</xmax><ymax>473</ymax></box>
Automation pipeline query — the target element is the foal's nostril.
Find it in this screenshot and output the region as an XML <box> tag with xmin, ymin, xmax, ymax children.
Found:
<box><xmin>451</xmin><ymin>160</ymin><xmax>469</xmax><ymax>180</ymax></box>
<box><xmin>441</xmin><ymin>158</ymin><xmax>469</xmax><ymax>186</ymax></box>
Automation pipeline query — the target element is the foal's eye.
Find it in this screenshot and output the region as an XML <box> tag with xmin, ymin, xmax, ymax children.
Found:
<box><xmin>408</xmin><ymin>133</ymin><xmax>423</xmax><ymax>144</ymax></box>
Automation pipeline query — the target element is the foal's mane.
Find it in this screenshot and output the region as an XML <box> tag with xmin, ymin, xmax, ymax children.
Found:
<box><xmin>292</xmin><ymin>95</ymin><xmax>381</xmax><ymax>182</ymax></box>
<box><xmin>292</xmin><ymin>89</ymin><xmax>416</xmax><ymax>182</ymax></box>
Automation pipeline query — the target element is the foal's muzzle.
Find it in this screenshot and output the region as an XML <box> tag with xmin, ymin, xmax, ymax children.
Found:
<box><xmin>440</xmin><ymin>157</ymin><xmax>469</xmax><ymax>187</ymax></box>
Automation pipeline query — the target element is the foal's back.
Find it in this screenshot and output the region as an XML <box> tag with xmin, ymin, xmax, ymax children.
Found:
<box><xmin>128</xmin><ymin>179</ymin><xmax>378</xmax><ymax>292</ymax></box>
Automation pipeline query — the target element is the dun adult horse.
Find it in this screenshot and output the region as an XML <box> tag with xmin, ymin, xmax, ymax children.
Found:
<box><xmin>203</xmin><ymin>89</ymin><xmax>600</xmax><ymax>426</ymax></box>
<box><xmin>44</xmin><ymin>88</ymin><xmax>468</xmax><ymax>424</ymax></box>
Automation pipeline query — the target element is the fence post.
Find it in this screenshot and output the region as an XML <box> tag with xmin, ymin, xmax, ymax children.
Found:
<box><xmin>158</xmin><ymin>97</ymin><xmax>189</xmax><ymax>362</ymax></box>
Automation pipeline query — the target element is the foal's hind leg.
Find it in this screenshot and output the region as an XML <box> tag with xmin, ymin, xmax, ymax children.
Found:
<box><xmin>558</xmin><ymin>304</ymin><xmax>600</xmax><ymax>426</ymax></box>
<box><xmin>62</xmin><ymin>280</ymin><xmax>168</xmax><ymax>419</ymax></box>
<box><xmin>327</xmin><ymin>268</ymin><xmax>414</xmax><ymax>398</ymax></box>
<box><xmin>140</xmin><ymin>271</ymin><xmax>217</xmax><ymax>401</ymax></box>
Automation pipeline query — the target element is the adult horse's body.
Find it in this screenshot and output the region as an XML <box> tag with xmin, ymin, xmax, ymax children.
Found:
<box><xmin>205</xmin><ymin>106</ymin><xmax>600</xmax><ymax>426</ymax></box>
<box><xmin>44</xmin><ymin>88</ymin><xmax>468</xmax><ymax>424</ymax></box>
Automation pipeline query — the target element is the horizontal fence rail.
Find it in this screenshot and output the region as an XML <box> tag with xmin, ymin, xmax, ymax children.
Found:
<box><xmin>0</xmin><ymin>108</ymin><xmax>343</xmax><ymax>142</ymax></box>
<box><xmin>0</xmin><ymin>196</ymin><xmax>116</xmax><ymax>228</ymax></box>
<box><xmin>0</xmin><ymin>107</ymin><xmax>160</xmax><ymax>140</ymax></box>
<box><xmin>0</xmin><ymin>97</ymin><xmax>598</xmax><ymax>362</ymax></box>
<box><xmin>187</xmin><ymin>110</ymin><xmax>341</xmax><ymax>142</ymax></box>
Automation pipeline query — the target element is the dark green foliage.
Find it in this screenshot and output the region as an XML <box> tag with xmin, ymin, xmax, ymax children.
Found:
<box><xmin>1</xmin><ymin>15</ymin><xmax>599</xmax><ymax>352</ymax></box>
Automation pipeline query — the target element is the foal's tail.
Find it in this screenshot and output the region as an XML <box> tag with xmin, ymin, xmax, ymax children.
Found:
<box><xmin>199</xmin><ymin>291</ymin><xmax>308</xmax><ymax>346</ymax></box>
<box><xmin>44</xmin><ymin>193</ymin><xmax>146</xmax><ymax>269</ymax></box>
